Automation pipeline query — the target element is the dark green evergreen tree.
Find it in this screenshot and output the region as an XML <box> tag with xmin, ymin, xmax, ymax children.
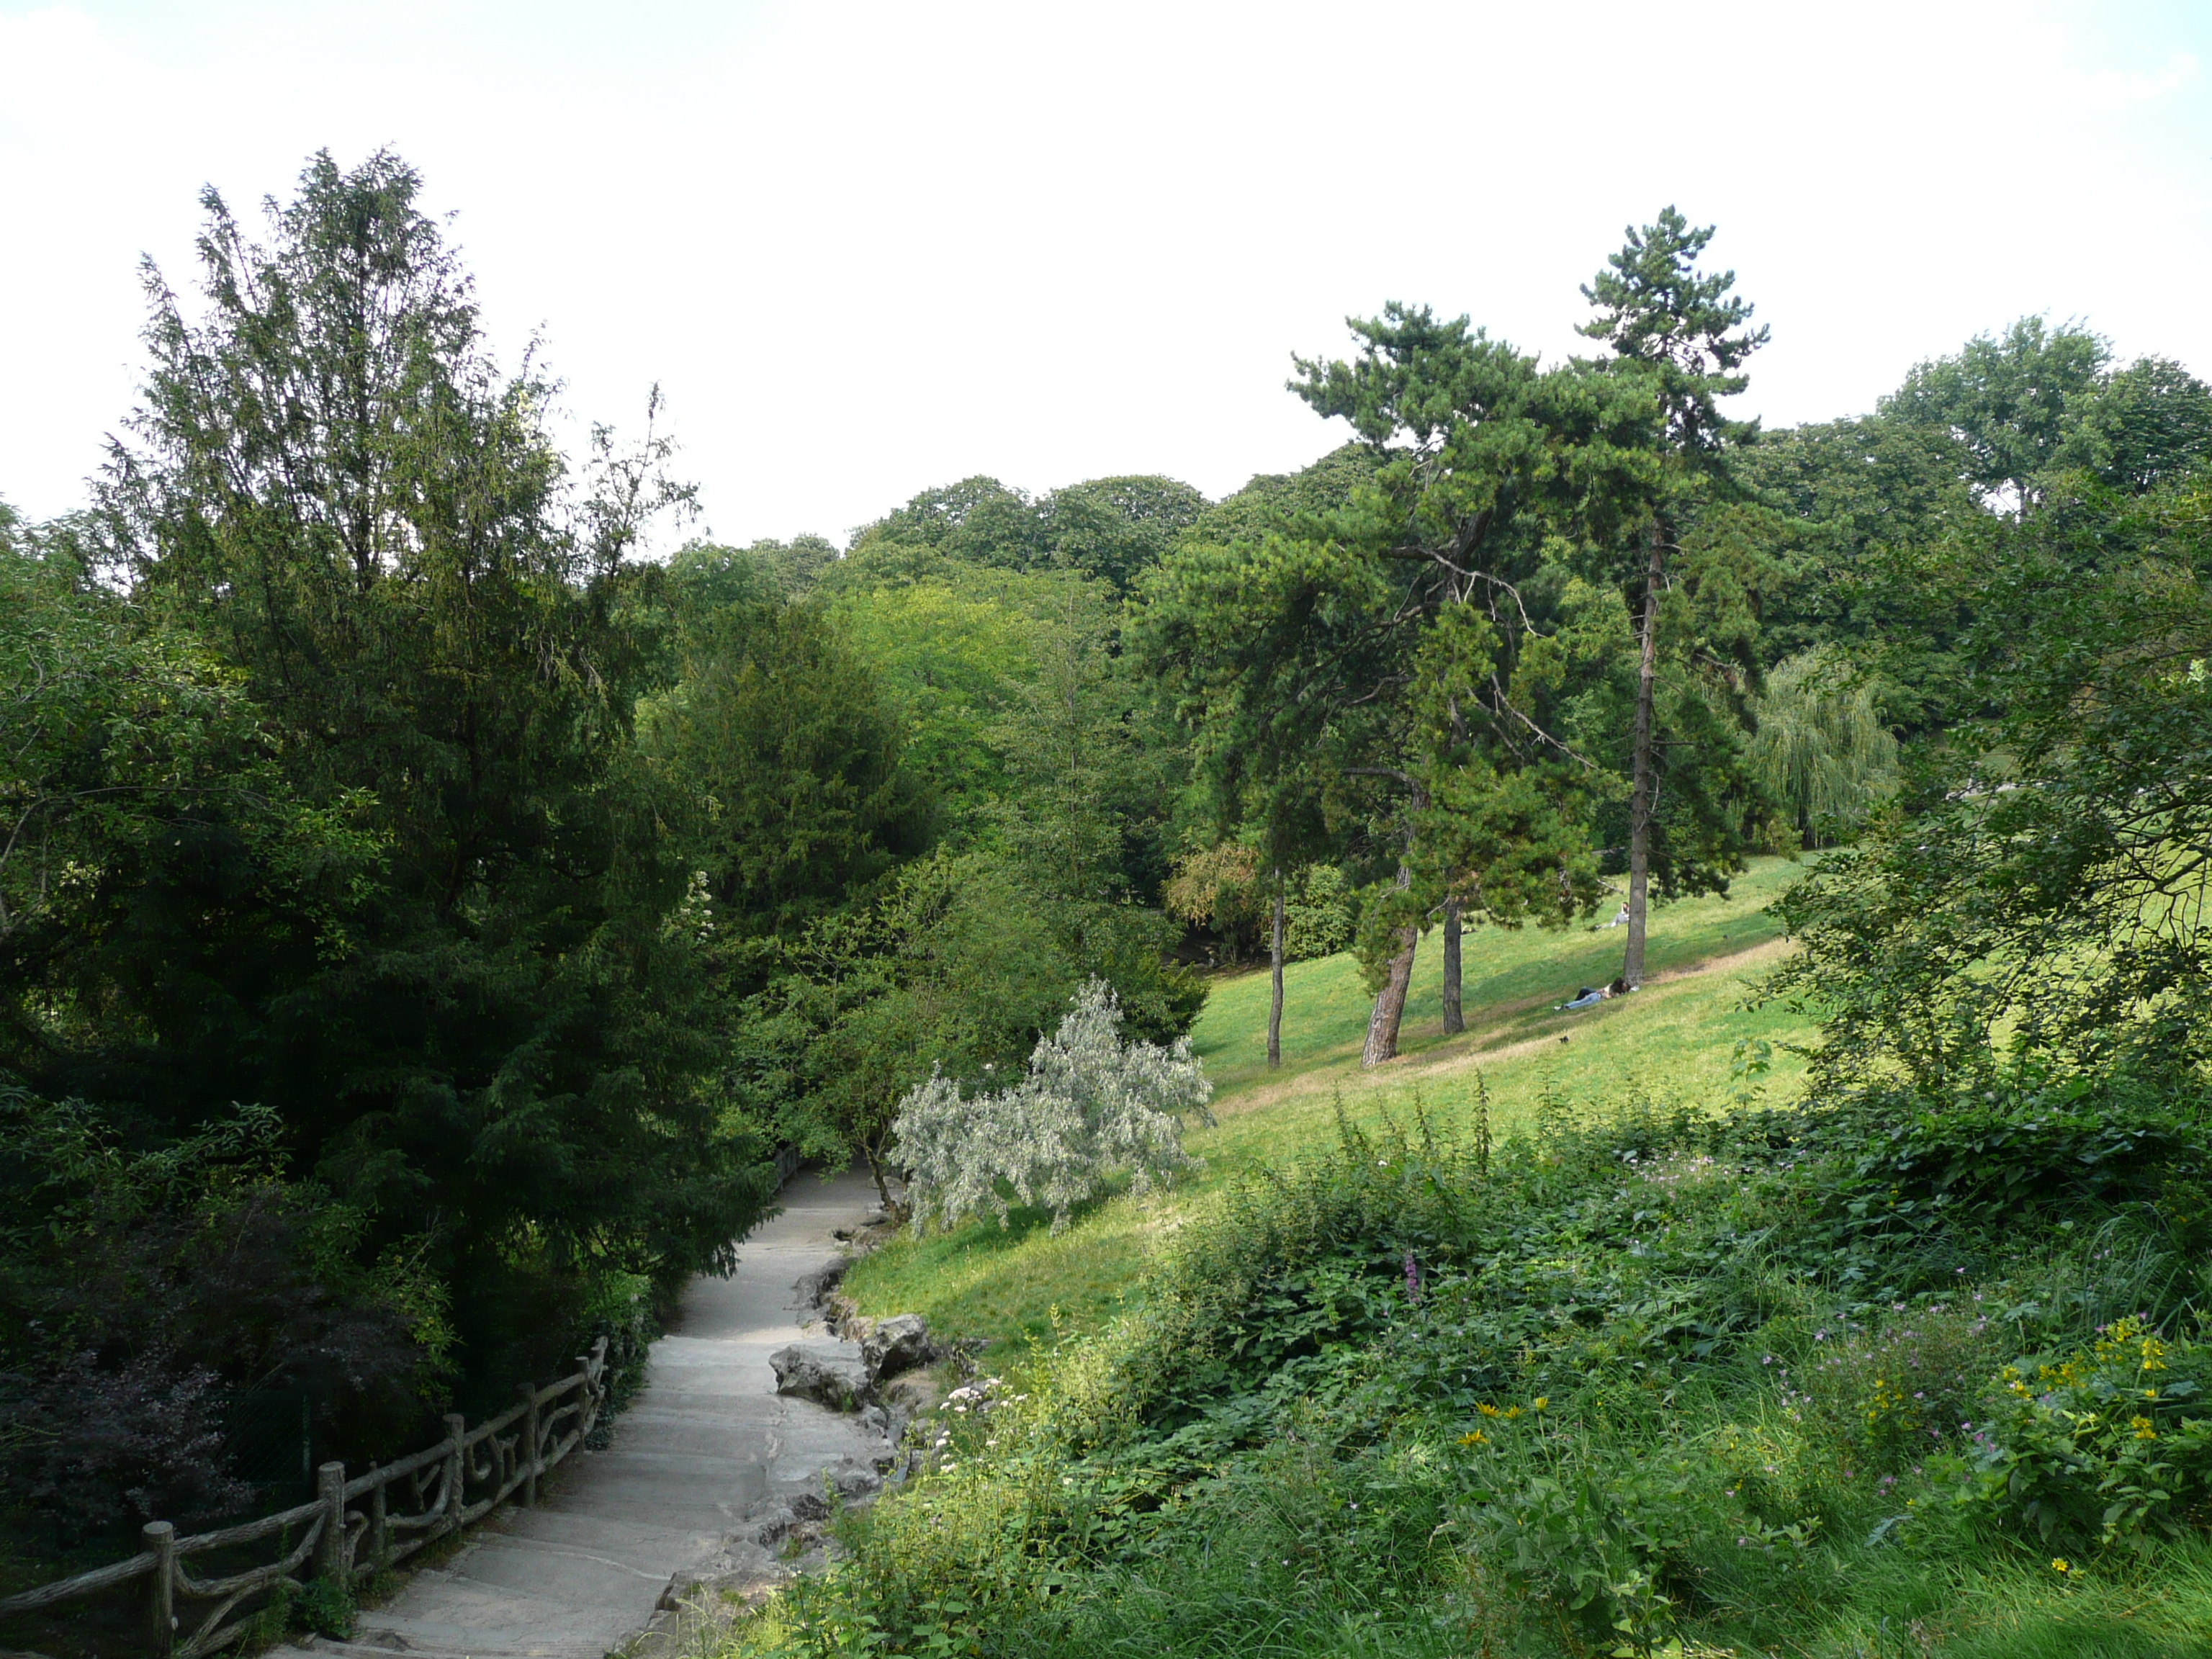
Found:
<box><xmin>77</xmin><ymin>150</ymin><xmax>772</xmax><ymax>1384</ymax></box>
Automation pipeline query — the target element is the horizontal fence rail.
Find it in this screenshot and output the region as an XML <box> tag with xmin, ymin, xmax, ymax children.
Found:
<box><xmin>0</xmin><ymin>1337</ymin><xmax>608</xmax><ymax>1658</ymax></box>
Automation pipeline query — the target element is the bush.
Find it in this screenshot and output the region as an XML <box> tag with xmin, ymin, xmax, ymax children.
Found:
<box><xmin>1</xmin><ymin>1347</ymin><xmax>251</xmax><ymax>1541</ymax></box>
<box><xmin>576</xmin><ymin>1267</ymin><xmax>657</xmax><ymax>1430</ymax></box>
<box><xmin>1948</xmin><ymin>1318</ymin><xmax>2212</xmax><ymax>1553</ymax></box>
<box><xmin>1284</xmin><ymin>863</ymin><xmax>1356</xmax><ymax>961</ymax></box>
<box><xmin>0</xmin><ymin>1089</ymin><xmax>454</xmax><ymax>1530</ymax></box>
<box><xmin>292</xmin><ymin>1575</ymin><xmax>358</xmax><ymax>1639</ymax></box>
<box><xmin>1831</xmin><ymin>1092</ymin><xmax>2211</xmax><ymax>1227</ymax></box>
<box><xmin>1456</xmin><ymin>1436</ymin><xmax>1791</xmax><ymax>1655</ymax></box>
<box><xmin>896</xmin><ymin>980</ymin><xmax>1213</xmax><ymax>1234</ymax></box>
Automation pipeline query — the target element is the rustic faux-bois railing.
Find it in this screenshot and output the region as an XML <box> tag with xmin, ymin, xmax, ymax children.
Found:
<box><xmin>0</xmin><ymin>1336</ymin><xmax>609</xmax><ymax>1658</ymax></box>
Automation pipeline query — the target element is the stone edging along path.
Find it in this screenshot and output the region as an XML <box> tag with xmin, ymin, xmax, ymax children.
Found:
<box><xmin>288</xmin><ymin>1169</ymin><xmax>897</xmax><ymax>1659</ymax></box>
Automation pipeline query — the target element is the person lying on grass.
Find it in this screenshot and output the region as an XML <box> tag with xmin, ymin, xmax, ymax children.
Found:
<box><xmin>1556</xmin><ymin>979</ymin><xmax>1631</xmax><ymax>1011</ymax></box>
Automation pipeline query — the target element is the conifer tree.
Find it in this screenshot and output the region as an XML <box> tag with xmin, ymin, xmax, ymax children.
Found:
<box><xmin>1578</xmin><ymin>209</ymin><xmax>1768</xmax><ymax>986</ymax></box>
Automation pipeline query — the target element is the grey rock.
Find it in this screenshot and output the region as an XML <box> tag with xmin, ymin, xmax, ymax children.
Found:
<box><xmin>791</xmin><ymin>1258</ymin><xmax>850</xmax><ymax>1312</ymax></box>
<box><xmin>770</xmin><ymin>1343</ymin><xmax>871</xmax><ymax>1410</ymax></box>
<box><xmin>750</xmin><ymin>1502</ymin><xmax>797</xmax><ymax>1545</ymax></box>
<box><xmin>832</xmin><ymin>1465</ymin><xmax>882</xmax><ymax>1501</ymax></box>
<box><xmin>788</xmin><ymin>1491</ymin><xmax>831</xmax><ymax>1522</ymax></box>
<box><xmin>861</xmin><ymin>1313</ymin><xmax>933</xmax><ymax>1382</ymax></box>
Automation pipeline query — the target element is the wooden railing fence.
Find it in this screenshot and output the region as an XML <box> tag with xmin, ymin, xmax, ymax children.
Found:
<box><xmin>772</xmin><ymin>1143</ymin><xmax>802</xmax><ymax>1190</ymax></box>
<box><xmin>0</xmin><ymin>1336</ymin><xmax>608</xmax><ymax>1658</ymax></box>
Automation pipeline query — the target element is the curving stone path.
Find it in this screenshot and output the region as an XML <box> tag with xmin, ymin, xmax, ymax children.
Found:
<box><xmin>307</xmin><ymin>1170</ymin><xmax>886</xmax><ymax>1659</ymax></box>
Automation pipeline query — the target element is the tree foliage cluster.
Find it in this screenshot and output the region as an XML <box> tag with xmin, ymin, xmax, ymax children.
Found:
<box><xmin>1140</xmin><ymin>212</ymin><xmax>2212</xmax><ymax>1079</ymax></box>
<box><xmin>0</xmin><ymin>151</ymin><xmax>1221</xmax><ymax>1551</ymax></box>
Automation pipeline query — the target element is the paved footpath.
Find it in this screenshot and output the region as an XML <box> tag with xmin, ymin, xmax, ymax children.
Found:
<box><xmin>313</xmin><ymin>1171</ymin><xmax>884</xmax><ymax>1659</ymax></box>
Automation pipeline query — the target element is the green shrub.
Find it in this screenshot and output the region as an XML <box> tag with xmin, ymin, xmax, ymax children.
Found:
<box><xmin>293</xmin><ymin>1575</ymin><xmax>358</xmax><ymax>1640</ymax></box>
<box><xmin>1283</xmin><ymin>863</ymin><xmax>1356</xmax><ymax>962</ymax></box>
<box><xmin>575</xmin><ymin>1267</ymin><xmax>659</xmax><ymax>1426</ymax></box>
<box><xmin>1458</xmin><ymin>1443</ymin><xmax>1712</xmax><ymax>1653</ymax></box>
<box><xmin>1948</xmin><ymin>1318</ymin><xmax>2212</xmax><ymax>1553</ymax></box>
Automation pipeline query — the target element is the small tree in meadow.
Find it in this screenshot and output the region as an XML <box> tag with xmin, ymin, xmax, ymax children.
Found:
<box><xmin>894</xmin><ymin>979</ymin><xmax>1214</xmax><ymax>1234</ymax></box>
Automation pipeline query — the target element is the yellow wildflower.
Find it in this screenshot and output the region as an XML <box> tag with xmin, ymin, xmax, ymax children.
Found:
<box><xmin>1477</xmin><ymin>1403</ymin><xmax>1501</xmax><ymax>1418</ymax></box>
<box><xmin>1458</xmin><ymin>1429</ymin><xmax>1488</xmax><ymax>1447</ymax></box>
<box><xmin>2052</xmin><ymin>1558</ymin><xmax>2071</xmax><ymax>1574</ymax></box>
<box><xmin>1533</xmin><ymin>1397</ymin><xmax>1548</xmax><ymax>1411</ymax></box>
<box><xmin>2132</xmin><ymin>1416</ymin><xmax>2157</xmax><ymax>1440</ymax></box>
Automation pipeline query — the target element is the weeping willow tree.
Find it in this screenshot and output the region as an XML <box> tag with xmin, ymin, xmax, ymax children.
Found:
<box><xmin>1748</xmin><ymin>651</ymin><xmax>1898</xmax><ymax>847</ymax></box>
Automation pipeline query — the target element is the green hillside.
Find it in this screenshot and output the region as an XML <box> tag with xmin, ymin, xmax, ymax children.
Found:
<box><xmin>1194</xmin><ymin>853</ymin><xmax>1799</xmax><ymax>1091</ymax></box>
<box><xmin>807</xmin><ymin>850</ymin><xmax>2212</xmax><ymax>1658</ymax></box>
<box><xmin>842</xmin><ymin>855</ymin><xmax>1818</xmax><ymax>1356</ymax></box>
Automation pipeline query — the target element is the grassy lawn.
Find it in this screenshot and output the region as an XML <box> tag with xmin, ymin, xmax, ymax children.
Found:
<box><xmin>1192</xmin><ymin>853</ymin><xmax>1802</xmax><ymax>1097</ymax></box>
<box><xmin>840</xmin><ymin>855</ymin><xmax>1820</xmax><ymax>1356</ymax></box>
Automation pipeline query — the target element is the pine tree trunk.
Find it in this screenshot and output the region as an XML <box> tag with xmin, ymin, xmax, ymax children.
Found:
<box><xmin>1441</xmin><ymin>900</ymin><xmax>1464</xmax><ymax>1034</ymax></box>
<box><xmin>1268</xmin><ymin>871</ymin><xmax>1285</xmax><ymax>1070</ymax></box>
<box><xmin>1361</xmin><ymin>864</ymin><xmax>1417</xmax><ymax>1068</ymax></box>
<box><xmin>1623</xmin><ymin>518</ymin><xmax>1663</xmax><ymax>989</ymax></box>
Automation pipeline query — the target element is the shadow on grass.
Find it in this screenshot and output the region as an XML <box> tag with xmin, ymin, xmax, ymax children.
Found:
<box><xmin>901</xmin><ymin>1171</ymin><xmax>1136</xmax><ymax>1255</ymax></box>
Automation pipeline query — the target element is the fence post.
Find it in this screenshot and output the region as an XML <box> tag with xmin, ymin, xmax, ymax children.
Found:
<box><xmin>579</xmin><ymin>1336</ymin><xmax>607</xmax><ymax>1442</ymax></box>
<box><xmin>369</xmin><ymin>1475</ymin><xmax>389</xmax><ymax>1576</ymax></box>
<box><xmin>144</xmin><ymin>1521</ymin><xmax>175</xmax><ymax>1659</ymax></box>
<box><xmin>314</xmin><ymin>1462</ymin><xmax>347</xmax><ymax>1583</ymax></box>
<box><xmin>441</xmin><ymin>1413</ymin><xmax>466</xmax><ymax>1537</ymax></box>
<box><xmin>517</xmin><ymin>1381</ymin><xmax>540</xmax><ymax>1507</ymax></box>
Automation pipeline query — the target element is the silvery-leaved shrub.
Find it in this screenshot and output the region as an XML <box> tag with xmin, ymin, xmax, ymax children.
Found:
<box><xmin>895</xmin><ymin>979</ymin><xmax>1214</xmax><ymax>1234</ymax></box>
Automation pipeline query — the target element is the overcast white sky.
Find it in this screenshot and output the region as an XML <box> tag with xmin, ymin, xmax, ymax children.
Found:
<box><xmin>4</xmin><ymin>1</ymin><xmax>2208</xmax><ymax>548</ymax></box>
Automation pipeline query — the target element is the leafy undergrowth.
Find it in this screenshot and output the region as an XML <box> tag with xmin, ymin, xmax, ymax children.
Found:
<box><xmin>738</xmin><ymin>1076</ymin><xmax>2212</xmax><ymax>1658</ymax></box>
<box><xmin>800</xmin><ymin>863</ymin><xmax>2212</xmax><ymax>1653</ymax></box>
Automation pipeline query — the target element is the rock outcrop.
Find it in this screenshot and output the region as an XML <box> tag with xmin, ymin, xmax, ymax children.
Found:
<box><xmin>768</xmin><ymin>1342</ymin><xmax>873</xmax><ymax>1411</ymax></box>
<box><xmin>861</xmin><ymin>1313</ymin><xmax>934</xmax><ymax>1381</ymax></box>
